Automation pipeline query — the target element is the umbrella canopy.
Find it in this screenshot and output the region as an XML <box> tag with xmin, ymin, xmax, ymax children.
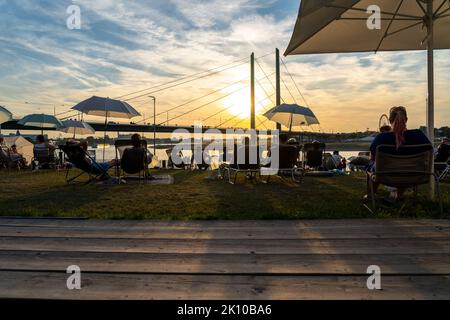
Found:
<box><xmin>72</xmin><ymin>96</ymin><xmax>141</xmax><ymax>161</ymax></box>
<box><xmin>61</xmin><ymin>120</ymin><xmax>95</xmax><ymax>137</ymax></box>
<box><xmin>285</xmin><ymin>0</ymin><xmax>450</xmax><ymax>55</ymax></box>
<box><xmin>264</xmin><ymin>103</ymin><xmax>320</xmax><ymax>131</ymax></box>
<box><xmin>18</xmin><ymin>114</ymin><xmax>65</xmax><ymax>130</ymax></box>
<box><xmin>72</xmin><ymin>96</ymin><xmax>141</xmax><ymax>119</ymax></box>
<box><xmin>0</xmin><ymin>106</ymin><xmax>13</xmax><ymax>124</ymax></box>
<box><xmin>285</xmin><ymin>0</ymin><xmax>450</xmax><ymax>142</ymax></box>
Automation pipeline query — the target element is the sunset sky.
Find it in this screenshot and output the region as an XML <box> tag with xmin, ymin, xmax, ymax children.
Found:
<box><xmin>0</xmin><ymin>0</ymin><xmax>449</xmax><ymax>133</ymax></box>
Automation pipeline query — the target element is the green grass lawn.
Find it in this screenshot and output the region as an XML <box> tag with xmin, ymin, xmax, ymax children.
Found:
<box><xmin>0</xmin><ymin>169</ymin><xmax>448</xmax><ymax>220</ymax></box>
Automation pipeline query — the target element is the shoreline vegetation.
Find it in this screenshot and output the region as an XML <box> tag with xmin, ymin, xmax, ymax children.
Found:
<box><xmin>0</xmin><ymin>169</ymin><xmax>447</xmax><ymax>220</ymax></box>
<box><xmin>324</xmin><ymin>142</ymin><xmax>371</xmax><ymax>152</ymax></box>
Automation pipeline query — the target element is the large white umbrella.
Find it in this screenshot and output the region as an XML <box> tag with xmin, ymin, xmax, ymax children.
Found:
<box><xmin>0</xmin><ymin>106</ymin><xmax>12</xmax><ymax>124</ymax></box>
<box><xmin>18</xmin><ymin>113</ymin><xmax>65</xmax><ymax>134</ymax></box>
<box><xmin>0</xmin><ymin>106</ymin><xmax>13</xmax><ymax>135</ymax></box>
<box><xmin>264</xmin><ymin>103</ymin><xmax>320</xmax><ymax>132</ymax></box>
<box><xmin>72</xmin><ymin>96</ymin><xmax>141</xmax><ymax>119</ymax></box>
<box><xmin>285</xmin><ymin>0</ymin><xmax>450</xmax><ymax>143</ymax></box>
<box><xmin>61</xmin><ymin>120</ymin><xmax>95</xmax><ymax>138</ymax></box>
<box><xmin>72</xmin><ymin>96</ymin><xmax>141</xmax><ymax>160</ymax></box>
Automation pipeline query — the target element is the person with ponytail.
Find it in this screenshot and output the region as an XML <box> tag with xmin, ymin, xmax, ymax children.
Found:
<box><xmin>390</xmin><ymin>106</ymin><xmax>408</xmax><ymax>149</ymax></box>
<box><xmin>366</xmin><ymin>106</ymin><xmax>431</xmax><ymax>200</ymax></box>
<box><xmin>370</xmin><ymin>106</ymin><xmax>430</xmax><ymax>159</ymax></box>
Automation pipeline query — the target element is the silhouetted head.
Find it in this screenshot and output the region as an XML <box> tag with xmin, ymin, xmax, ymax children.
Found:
<box><xmin>36</xmin><ymin>135</ymin><xmax>45</xmax><ymax>143</ymax></box>
<box><xmin>80</xmin><ymin>140</ymin><xmax>88</xmax><ymax>151</ymax></box>
<box><xmin>279</xmin><ymin>133</ymin><xmax>289</xmax><ymax>144</ymax></box>
<box><xmin>131</xmin><ymin>133</ymin><xmax>141</xmax><ymax>148</ymax></box>
<box><xmin>333</xmin><ymin>150</ymin><xmax>339</xmax><ymax>155</ymax></box>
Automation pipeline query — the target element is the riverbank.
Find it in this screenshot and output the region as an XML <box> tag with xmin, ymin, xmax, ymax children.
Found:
<box><xmin>0</xmin><ymin>170</ymin><xmax>447</xmax><ymax>219</ymax></box>
<box><xmin>325</xmin><ymin>142</ymin><xmax>371</xmax><ymax>152</ymax></box>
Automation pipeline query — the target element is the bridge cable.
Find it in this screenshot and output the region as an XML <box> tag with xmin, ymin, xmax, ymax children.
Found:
<box><xmin>120</xmin><ymin>52</ymin><xmax>273</xmax><ymax>102</ymax></box>
<box><xmin>280</xmin><ymin>58</ymin><xmax>310</xmax><ymax>107</ymax></box>
<box><xmin>115</xmin><ymin>52</ymin><xmax>271</xmax><ymax>100</ymax></box>
<box><xmin>254</xmin><ymin>59</ymin><xmax>285</xmax><ymax>104</ymax></box>
<box><xmin>136</xmin><ymin>76</ymin><xmax>249</xmax><ymax>124</ymax></box>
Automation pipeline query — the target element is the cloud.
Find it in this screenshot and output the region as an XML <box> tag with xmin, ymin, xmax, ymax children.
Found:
<box><xmin>171</xmin><ymin>0</ymin><xmax>275</xmax><ymax>28</ymax></box>
<box><xmin>0</xmin><ymin>0</ymin><xmax>449</xmax><ymax>132</ymax></box>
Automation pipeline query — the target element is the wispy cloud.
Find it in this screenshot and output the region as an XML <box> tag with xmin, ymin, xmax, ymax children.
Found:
<box><xmin>0</xmin><ymin>0</ymin><xmax>448</xmax><ymax>132</ymax></box>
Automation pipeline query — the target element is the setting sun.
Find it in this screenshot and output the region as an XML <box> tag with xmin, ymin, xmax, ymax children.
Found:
<box><xmin>222</xmin><ymin>85</ymin><xmax>272</xmax><ymax>119</ymax></box>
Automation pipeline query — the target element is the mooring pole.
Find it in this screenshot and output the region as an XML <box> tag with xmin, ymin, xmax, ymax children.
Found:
<box><xmin>250</xmin><ymin>53</ymin><xmax>256</xmax><ymax>130</ymax></box>
<box><xmin>275</xmin><ymin>48</ymin><xmax>282</xmax><ymax>131</ymax></box>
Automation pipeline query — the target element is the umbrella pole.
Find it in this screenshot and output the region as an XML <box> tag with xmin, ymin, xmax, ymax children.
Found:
<box><xmin>103</xmin><ymin>113</ymin><xmax>108</xmax><ymax>162</ymax></box>
<box><xmin>289</xmin><ymin>113</ymin><xmax>293</xmax><ymax>134</ymax></box>
<box><xmin>427</xmin><ymin>0</ymin><xmax>435</xmax><ymax>199</ymax></box>
<box><xmin>153</xmin><ymin>98</ymin><xmax>156</xmax><ymax>155</ymax></box>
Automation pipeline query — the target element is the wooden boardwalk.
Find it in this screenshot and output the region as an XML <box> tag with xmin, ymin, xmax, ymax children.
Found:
<box><xmin>0</xmin><ymin>218</ymin><xmax>449</xmax><ymax>299</ymax></box>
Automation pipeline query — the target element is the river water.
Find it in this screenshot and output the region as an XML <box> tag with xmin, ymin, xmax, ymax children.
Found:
<box><xmin>91</xmin><ymin>145</ymin><xmax>366</xmax><ymax>168</ymax></box>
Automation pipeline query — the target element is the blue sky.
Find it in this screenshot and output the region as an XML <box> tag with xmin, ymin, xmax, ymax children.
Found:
<box><xmin>0</xmin><ymin>0</ymin><xmax>449</xmax><ymax>132</ymax></box>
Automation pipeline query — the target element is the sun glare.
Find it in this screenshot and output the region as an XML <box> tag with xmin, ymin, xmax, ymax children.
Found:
<box><xmin>222</xmin><ymin>85</ymin><xmax>271</xmax><ymax>119</ymax></box>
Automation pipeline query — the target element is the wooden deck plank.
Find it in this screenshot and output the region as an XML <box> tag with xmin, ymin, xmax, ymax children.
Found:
<box><xmin>1</xmin><ymin>225</ymin><xmax>448</xmax><ymax>239</ymax></box>
<box><xmin>1</xmin><ymin>237</ymin><xmax>449</xmax><ymax>254</ymax></box>
<box><xmin>1</xmin><ymin>271</ymin><xmax>449</xmax><ymax>299</ymax></box>
<box><xmin>1</xmin><ymin>251</ymin><xmax>449</xmax><ymax>275</ymax></box>
<box><xmin>1</xmin><ymin>218</ymin><xmax>449</xmax><ymax>229</ymax></box>
<box><xmin>1</xmin><ymin>219</ymin><xmax>449</xmax><ymax>300</ymax></box>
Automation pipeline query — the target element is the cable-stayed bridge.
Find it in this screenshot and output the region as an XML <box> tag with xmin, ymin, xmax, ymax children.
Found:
<box><xmin>1</xmin><ymin>49</ymin><xmax>318</xmax><ymax>134</ymax></box>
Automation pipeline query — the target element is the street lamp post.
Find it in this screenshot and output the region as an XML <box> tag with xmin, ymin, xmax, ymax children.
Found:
<box><xmin>149</xmin><ymin>96</ymin><xmax>156</xmax><ymax>155</ymax></box>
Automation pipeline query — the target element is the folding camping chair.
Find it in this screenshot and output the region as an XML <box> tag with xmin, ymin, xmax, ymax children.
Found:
<box><xmin>115</xmin><ymin>139</ymin><xmax>151</xmax><ymax>183</ymax></box>
<box><xmin>0</xmin><ymin>146</ymin><xmax>26</xmax><ymax>170</ymax></box>
<box><xmin>302</xmin><ymin>142</ymin><xmax>326</xmax><ymax>170</ymax></box>
<box><xmin>367</xmin><ymin>144</ymin><xmax>443</xmax><ymax>214</ymax></box>
<box><xmin>435</xmin><ymin>156</ymin><xmax>450</xmax><ymax>182</ymax></box>
<box><xmin>224</xmin><ymin>143</ymin><xmax>260</xmax><ymax>184</ymax></box>
<box><xmin>59</xmin><ymin>144</ymin><xmax>109</xmax><ymax>184</ymax></box>
<box><xmin>1</xmin><ymin>146</ymin><xmax>16</xmax><ymax>170</ymax></box>
<box><xmin>33</xmin><ymin>144</ymin><xmax>58</xmax><ymax>170</ymax></box>
<box><xmin>262</xmin><ymin>144</ymin><xmax>304</xmax><ymax>183</ymax></box>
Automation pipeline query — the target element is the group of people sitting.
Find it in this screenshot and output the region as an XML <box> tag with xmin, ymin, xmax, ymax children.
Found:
<box><xmin>1</xmin><ymin>132</ymin><xmax>153</xmax><ymax>182</ymax></box>
<box><xmin>64</xmin><ymin>133</ymin><xmax>153</xmax><ymax>182</ymax></box>
<box><xmin>0</xmin><ymin>137</ymin><xmax>27</xmax><ymax>169</ymax></box>
<box><xmin>3</xmin><ymin>106</ymin><xmax>448</xmax><ymax>192</ymax></box>
<box><xmin>1</xmin><ymin>134</ymin><xmax>59</xmax><ymax>170</ymax></box>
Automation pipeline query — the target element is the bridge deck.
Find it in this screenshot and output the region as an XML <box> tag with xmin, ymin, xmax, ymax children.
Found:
<box><xmin>0</xmin><ymin>218</ymin><xmax>449</xmax><ymax>299</ymax></box>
